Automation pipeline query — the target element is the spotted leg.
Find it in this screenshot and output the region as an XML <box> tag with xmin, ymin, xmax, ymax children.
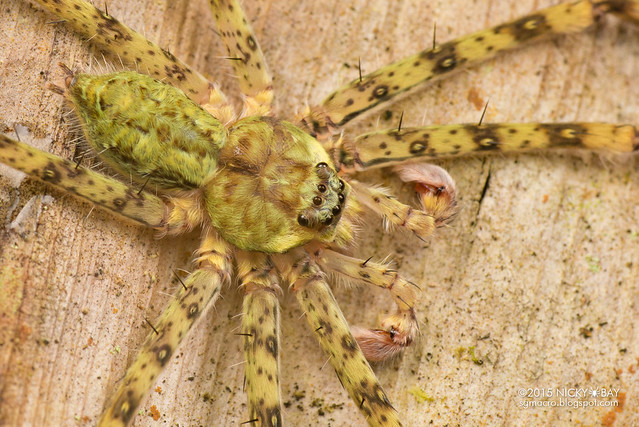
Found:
<box><xmin>29</xmin><ymin>0</ymin><xmax>221</xmax><ymax>105</ymax></box>
<box><xmin>99</xmin><ymin>232</ymin><xmax>232</xmax><ymax>426</ymax></box>
<box><xmin>347</xmin><ymin>179</ymin><xmax>457</xmax><ymax>240</ymax></box>
<box><xmin>208</xmin><ymin>0</ymin><xmax>274</xmax><ymax>116</ymax></box>
<box><xmin>0</xmin><ymin>134</ymin><xmax>166</xmax><ymax>225</ymax></box>
<box><xmin>340</xmin><ymin>123</ymin><xmax>638</xmax><ymax>228</ymax></box>
<box><xmin>340</xmin><ymin>123</ymin><xmax>639</xmax><ymax>170</ymax></box>
<box><xmin>277</xmin><ymin>252</ymin><xmax>401</xmax><ymax>426</ymax></box>
<box><xmin>300</xmin><ymin>1</ymin><xmax>639</xmax><ymax>137</ymax></box>
<box><xmin>0</xmin><ymin>133</ymin><xmax>219</xmax><ymax>235</ymax></box>
<box><xmin>236</xmin><ymin>252</ymin><xmax>282</xmax><ymax>426</ymax></box>
<box><xmin>312</xmin><ymin>248</ymin><xmax>420</xmax><ymax>363</ymax></box>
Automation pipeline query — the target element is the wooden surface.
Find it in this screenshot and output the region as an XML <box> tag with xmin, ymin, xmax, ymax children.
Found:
<box><xmin>1</xmin><ymin>0</ymin><xmax>638</xmax><ymax>425</ymax></box>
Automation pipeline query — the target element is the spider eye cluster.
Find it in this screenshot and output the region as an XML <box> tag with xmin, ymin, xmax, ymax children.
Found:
<box><xmin>297</xmin><ymin>162</ymin><xmax>346</xmax><ymax>229</ymax></box>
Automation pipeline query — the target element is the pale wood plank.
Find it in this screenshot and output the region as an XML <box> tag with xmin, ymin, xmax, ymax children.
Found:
<box><xmin>1</xmin><ymin>0</ymin><xmax>638</xmax><ymax>425</ymax></box>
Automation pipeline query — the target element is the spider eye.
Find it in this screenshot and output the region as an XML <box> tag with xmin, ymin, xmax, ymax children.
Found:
<box><xmin>313</xmin><ymin>196</ymin><xmax>323</xmax><ymax>205</ymax></box>
<box><xmin>318</xmin><ymin>184</ymin><xmax>327</xmax><ymax>193</ymax></box>
<box><xmin>316</xmin><ymin>162</ymin><xmax>328</xmax><ymax>168</ymax></box>
<box><xmin>338</xmin><ymin>193</ymin><xmax>345</xmax><ymax>203</ymax></box>
<box><xmin>332</xmin><ymin>205</ymin><xmax>341</xmax><ymax>215</ymax></box>
<box><xmin>297</xmin><ymin>214</ymin><xmax>309</xmax><ymax>227</ymax></box>
<box><xmin>339</xmin><ymin>180</ymin><xmax>345</xmax><ymax>190</ymax></box>
<box><xmin>321</xmin><ymin>215</ymin><xmax>333</xmax><ymax>226</ymax></box>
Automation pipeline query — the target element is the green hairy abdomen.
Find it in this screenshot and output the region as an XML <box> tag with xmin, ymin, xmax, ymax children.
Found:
<box><xmin>68</xmin><ymin>72</ymin><xmax>226</xmax><ymax>190</ymax></box>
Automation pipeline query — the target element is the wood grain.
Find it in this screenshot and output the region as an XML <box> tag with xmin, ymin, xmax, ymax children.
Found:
<box><xmin>1</xmin><ymin>0</ymin><xmax>638</xmax><ymax>425</ymax></box>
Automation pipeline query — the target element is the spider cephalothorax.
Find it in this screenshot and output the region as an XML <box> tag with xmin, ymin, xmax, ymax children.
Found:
<box><xmin>205</xmin><ymin>116</ymin><xmax>351</xmax><ymax>252</ymax></box>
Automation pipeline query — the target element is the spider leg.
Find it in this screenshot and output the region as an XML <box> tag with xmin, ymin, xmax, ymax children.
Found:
<box><xmin>313</xmin><ymin>249</ymin><xmax>419</xmax><ymax>363</ymax></box>
<box><xmin>348</xmin><ymin>179</ymin><xmax>452</xmax><ymax>239</ymax></box>
<box><xmin>29</xmin><ymin>0</ymin><xmax>226</xmax><ymax>106</ymax></box>
<box><xmin>0</xmin><ymin>133</ymin><xmax>212</xmax><ymax>234</ymax></box>
<box><xmin>300</xmin><ymin>0</ymin><xmax>639</xmax><ymax>136</ymax></box>
<box><xmin>236</xmin><ymin>251</ymin><xmax>282</xmax><ymax>426</ymax></box>
<box><xmin>392</xmin><ymin>163</ymin><xmax>458</xmax><ymax>229</ymax></box>
<box><xmin>279</xmin><ymin>253</ymin><xmax>401</xmax><ymax>427</ymax></box>
<box><xmin>99</xmin><ymin>231</ymin><xmax>232</xmax><ymax>426</ymax></box>
<box><xmin>0</xmin><ymin>134</ymin><xmax>165</xmax><ymax>227</ymax></box>
<box><xmin>209</xmin><ymin>0</ymin><xmax>273</xmax><ymax>116</ymax></box>
<box><xmin>340</xmin><ymin>123</ymin><xmax>639</xmax><ymax>170</ymax></box>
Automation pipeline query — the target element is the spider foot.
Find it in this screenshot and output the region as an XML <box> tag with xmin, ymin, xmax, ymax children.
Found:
<box><xmin>395</xmin><ymin>163</ymin><xmax>458</xmax><ymax>227</ymax></box>
<box><xmin>352</xmin><ymin>310</ymin><xmax>419</xmax><ymax>362</ymax></box>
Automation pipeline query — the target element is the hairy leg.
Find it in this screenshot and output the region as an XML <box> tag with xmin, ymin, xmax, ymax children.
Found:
<box><xmin>313</xmin><ymin>248</ymin><xmax>420</xmax><ymax>362</ymax></box>
<box><xmin>99</xmin><ymin>232</ymin><xmax>232</xmax><ymax>426</ymax></box>
<box><xmin>208</xmin><ymin>0</ymin><xmax>274</xmax><ymax>116</ymax></box>
<box><xmin>237</xmin><ymin>251</ymin><xmax>282</xmax><ymax>426</ymax></box>
<box><xmin>281</xmin><ymin>253</ymin><xmax>401</xmax><ymax>426</ymax></box>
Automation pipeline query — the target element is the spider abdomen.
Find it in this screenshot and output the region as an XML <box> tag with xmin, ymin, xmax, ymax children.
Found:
<box><xmin>66</xmin><ymin>71</ymin><xmax>226</xmax><ymax>190</ymax></box>
<box><xmin>204</xmin><ymin>117</ymin><xmax>347</xmax><ymax>253</ymax></box>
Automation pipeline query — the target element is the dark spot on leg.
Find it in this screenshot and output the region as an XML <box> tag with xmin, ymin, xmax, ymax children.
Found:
<box><xmin>265</xmin><ymin>335</ymin><xmax>278</xmax><ymax>358</ymax></box>
<box><xmin>409</xmin><ymin>139</ymin><xmax>428</xmax><ymax>154</ymax></box>
<box><xmin>341</xmin><ymin>334</ymin><xmax>358</xmax><ymax>354</ymax></box>
<box><xmin>434</xmin><ymin>55</ymin><xmax>457</xmax><ymax>73</ymax></box>
<box><xmin>319</xmin><ymin>319</ymin><xmax>333</xmax><ymax>336</ymax></box>
<box><xmin>155</xmin><ymin>343</ymin><xmax>172</xmax><ymax>366</ymax></box>
<box><xmin>509</xmin><ymin>14</ymin><xmax>550</xmax><ymax>42</ymax></box>
<box><xmin>41</xmin><ymin>162</ymin><xmax>62</xmax><ymax>184</ymax></box>
<box><xmin>116</xmin><ymin>395</ymin><xmax>138</xmax><ymax>423</ymax></box>
<box><xmin>112</xmin><ymin>198</ymin><xmax>127</xmax><ymax>211</ymax></box>
<box><xmin>187</xmin><ymin>302</ymin><xmax>199</xmax><ymax>319</ymax></box>
<box><xmin>246</xmin><ymin>35</ymin><xmax>257</xmax><ymax>51</ymax></box>
<box><xmin>359</xmin><ymin>271</ymin><xmax>371</xmax><ymax>279</ymax></box>
<box><xmin>542</xmin><ymin>124</ymin><xmax>586</xmax><ymax>147</ymax></box>
<box><xmin>466</xmin><ymin>124</ymin><xmax>501</xmax><ymax>151</ymax></box>
<box><xmin>265</xmin><ymin>405</ymin><xmax>282</xmax><ymax>427</ymax></box>
<box><xmin>372</xmin><ymin>85</ymin><xmax>388</xmax><ymax>99</ymax></box>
